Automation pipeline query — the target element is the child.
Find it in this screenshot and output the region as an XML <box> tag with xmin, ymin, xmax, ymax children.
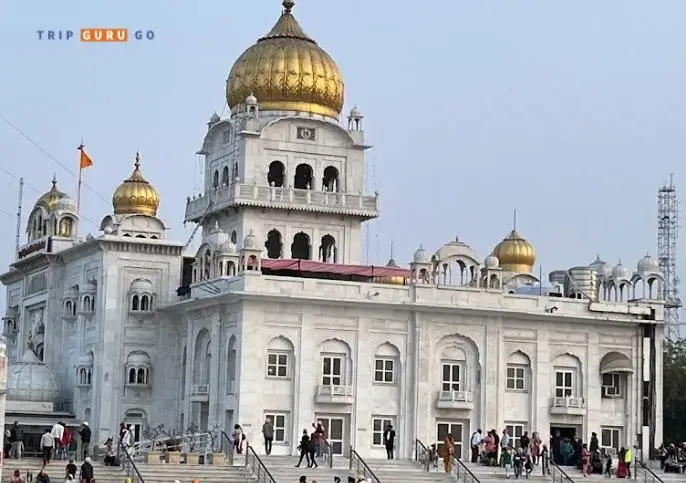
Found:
<box><xmin>513</xmin><ymin>448</ymin><xmax>523</xmax><ymax>479</ymax></box>
<box><xmin>429</xmin><ymin>444</ymin><xmax>439</xmax><ymax>469</ymax></box>
<box><xmin>541</xmin><ymin>445</ymin><xmax>550</xmax><ymax>476</ymax></box>
<box><xmin>525</xmin><ymin>453</ymin><xmax>533</xmax><ymax>478</ymax></box>
<box><xmin>605</xmin><ymin>453</ymin><xmax>613</xmax><ymax>478</ymax></box>
<box><xmin>501</xmin><ymin>447</ymin><xmax>513</xmax><ymax>478</ymax></box>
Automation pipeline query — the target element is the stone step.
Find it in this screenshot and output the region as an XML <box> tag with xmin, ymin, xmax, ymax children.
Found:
<box><xmin>2</xmin><ymin>459</ymin><xmax>254</xmax><ymax>483</ymax></box>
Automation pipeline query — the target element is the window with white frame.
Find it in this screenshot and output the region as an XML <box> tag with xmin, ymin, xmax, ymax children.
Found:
<box><xmin>505</xmin><ymin>423</ymin><xmax>525</xmax><ymax>448</ymax></box>
<box><xmin>506</xmin><ymin>365</ymin><xmax>526</xmax><ymax>391</ymax></box>
<box><xmin>554</xmin><ymin>369</ymin><xmax>574</xmax><ymax>397</ymax></box>
<box><xmin>374</xmin><ymin>358</ymin><xmax>395</xmax><ymax>384</ymax></box>
<box><xmin>264</xmin><ymin>413</ymin><xmax>287</xmax><ymax>442</ymax></box>
<box><xmin>601</xmin><ymin>373</ymin><xmax>621</xmax><ymax>398</ymax></box>
<box><xmin>601</xmin><ymin>427</ymin><xmax>622</xmax><ymax>451</ymax></box>
<box><xmin>322</xmin><ymin>355</ymin><xmax>343</xmax><ymax>386</ymax></box>
<box><xmin>266</xmin><ymin>352</ymin><xmax>289</xmax><ymax>378</ymax></box>
<box><xmin>441</xmin><ymin>361</ymin><xmax>462</xmax><ymax>392</ymax></box>
<box><xmin>372</xmin><ymin>417</ymin><xmax>395</xmax><ymax>446</ymax></box>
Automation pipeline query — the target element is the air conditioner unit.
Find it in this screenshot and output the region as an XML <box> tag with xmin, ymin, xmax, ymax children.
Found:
<box><xmin>602</xmin><ymin>386</ymin><xmax>620</xmax><ymax>397</ymax></box>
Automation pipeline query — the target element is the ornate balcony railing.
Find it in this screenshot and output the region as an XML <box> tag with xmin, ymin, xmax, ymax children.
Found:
<box><xmin>185</xmin><ymin>183</ymin><xmax>379</xmax><ymax>222</ymax></box>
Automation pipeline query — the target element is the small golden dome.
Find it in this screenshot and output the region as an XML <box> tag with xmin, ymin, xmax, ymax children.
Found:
<box><xmin>34</xmin><ymin>176</ymin><xmax>67</xmax><ymax>213</ymax></box>
<box><xmin>375</xmin><ymin>258</ymin><xmax>408</xmax><ymax>286</ymax></box>
<box><xmin>493</xmin><ymin>229</ymin><xmax>536</xmax><ymax>274</ymax></box>
<box><xmin>226</xmin><ymin>0</ymin><xmax>345</xmax><ymax>118</ymax></box>
<box><xmin>112</xmin><ymin>152</ymin><xmax>160</xmax><ymax>217</ymax></box>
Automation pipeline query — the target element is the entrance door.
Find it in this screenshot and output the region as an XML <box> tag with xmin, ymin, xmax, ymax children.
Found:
<box><xmin>437</xmin><ymin>421</ymin><xmax>464</xmax><ymax>459</ymax></box>
<box><xmin>550</xmin><ymin>425</ymin><xmax>578</xmax><ymax>440</ymax></box>
<box><xmin>317</xmin><ymin>416</ymin><xmax>346</xmax><ymax>456</ymax></box>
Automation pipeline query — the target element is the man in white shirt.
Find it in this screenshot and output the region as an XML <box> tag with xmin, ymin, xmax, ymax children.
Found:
<box><xmin>470</xmin><ymin>428</ymin><xmax>483</xmax><ymax>463</ymax></box>
<box><xmin>40</xmin><ymin>428</ymin><xmax>55</xmax><ymax>465</ymax></box>
<box><xmin>51</xmin><ymin>422</ymin><xmax>64</xmax><ymax>459</ymax></box>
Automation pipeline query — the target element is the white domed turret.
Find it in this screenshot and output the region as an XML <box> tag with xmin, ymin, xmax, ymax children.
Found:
<box><xmin>209</xmin><ymin>112</ymin><xmax>220</xmax><ymax>124</ymax></box>
<box><xmin>637</xmin><ymin>253</ymin><xmax>660</xmax><ymax>273</ymax></box>
<box><xmin>413</xmin><ymin>245</ymin><xmax>429</xmax><ymax>263</ymax></box>
<box><xmin>350</xmin><ymin>106</ymin><xmax>362</xmax><ymax>118</ymax></box>
<box><xmin>130</xmin><ymin>278</ymin><xmax>154</xmax><ymax>293</ymax></box>
<box><xmin>612</xmin><ymin>261</ymin><xmax>630</xmax><ymax>279</ymax></box>
<box><xmin>589</xmin><ymin>254</ymin><xmax>612</xmax><ymax>278</ymax></box>
<box><xmin>55</xmin><ymin>196</ymin><xmax>77</xmax><ymax>213</ymax></box>
<box><xmin>245</xmin><ymin>93</ymin><xmax>258</xmax><ymax>106</ymax></box>
<box><xmin>243</xmin><ymin>231</ymin><xmax>257</xmax><ymax>249</ymax></box>
<box><xmin>484</xmin><ymin>254</ymin><xmax>500</xmax><ymax>269</ymax></box>
<box><xmin>219</xmin><ymin>240</ymin><xmax>238</xmax><ymax>255</ymax></box>
<box><xmin>7</xmin><ymin>349</ymin><xmax>61</xmax><ymax>403</ymax></box>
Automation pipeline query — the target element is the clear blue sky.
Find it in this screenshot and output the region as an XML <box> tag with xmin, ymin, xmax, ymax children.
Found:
<box><xmin>0</xmin><ymin>1</ymin><xmax>683</xmax><ymax>290</ymax></box>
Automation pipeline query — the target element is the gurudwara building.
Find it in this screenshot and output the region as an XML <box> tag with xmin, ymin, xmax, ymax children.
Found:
<box><xmin>1</xmin><ymin>0</ymin><xmax>664</xmax><ymax>462</ymax></box>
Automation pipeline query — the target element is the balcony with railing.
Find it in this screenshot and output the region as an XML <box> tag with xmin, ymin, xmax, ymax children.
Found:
<box><xmin>435</xmin><ymin>390</ymin><xmax>475</xmax><ymax>410</ymax></box>
<box><xmin>315</xmin><ymin>384</ymin><xmax>354</xmax><ymax>405</ymax></box>
<box><xmin>549</xmin><ymin>396</ymin><xmax>586</xmax><ymax>415</ymax></box>
<box><xmin>184</xmin><ymin>184</ymin><xmax>379</xmax><ymax>222</ymax></box>
<box><xmin>190</xmin><ymin>384</ymin><xmax>209</xmax><ymax>402</ymax></box>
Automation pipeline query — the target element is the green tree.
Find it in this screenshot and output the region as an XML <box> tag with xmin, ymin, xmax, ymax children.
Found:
<box><xmin>663</xmin><ymin>339</ymin><xmax>686</xmax><ymax>442</ymax></box>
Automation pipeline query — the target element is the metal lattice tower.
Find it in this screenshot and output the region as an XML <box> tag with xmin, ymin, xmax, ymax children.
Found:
<box><xmin>657</xmin><ymin>173</ymin><xmax>681</xmax><ymax>339</ymax></box>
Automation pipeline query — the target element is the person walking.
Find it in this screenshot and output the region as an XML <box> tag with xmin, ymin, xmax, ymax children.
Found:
<box><xmin>471</xmin><ymin>429</ymin><xmax>483</xmax><ymax>463</ymax></box>
<box><xmin>40</xmin><ymin>428</ymin><xmax>55</xmax><ymax>465</ymax></box>
<box><xmin>383</xmin><ymin>424</ymin><xmax>396</xmax><ymax>460</ymax></box>
<box><xmin>79</xmin><ymin>423</ymin><xmax>91</xmax><ymax>460</ymax></box>
<box><xmin>9</xmin><ymin>421</ymin><xmax>24</xmax><ymax>459</ymax></box>
<box><xmin>295</xmin><ymin>430</ymin><xmax>311</xmax><ymax>468</ymax></box>
<box><xmin>443</xmin><ymin>435</ymin><xmax>455</xmax><ymax>473</ymax></box>
<box><xmin>262</xmin><ymin>418</ymin><xmax>274</xmax><ymax>456</ymax></box>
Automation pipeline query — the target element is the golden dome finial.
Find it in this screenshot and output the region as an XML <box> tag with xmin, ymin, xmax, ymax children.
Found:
<box><xmin>226</xmin><ymin>0</ymin><xmax>344</xmax><ymax>118</ymax></box>
<box><xmin>51</xmin><ymin>174</ymin><xmax>57</xmax><ymax>188</ymax></box>
<box><xmin>33</xmin><ymin>175</ymin><xmax>66</xmax><ymax>213</ymax></box>
<box><xmin>492</xmin><ymin>212</ymin><xmax>536</xmax><ymax>274</ymax></box>
<box><xmin>112</xmin><ymin>152</ymin><xmax>160</xmax><ymax>217</ymax></box>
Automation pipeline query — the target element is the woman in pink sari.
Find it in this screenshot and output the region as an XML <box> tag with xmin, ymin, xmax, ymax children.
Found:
<box><xmin>483</xmin><ymin>432</ymin><xmax>496</xmax><ymax>464</ymax></box>
<box><xmin>581</xmin><ymin>443</ymin><xmax>591</xmax><ymax>477</ymax></box>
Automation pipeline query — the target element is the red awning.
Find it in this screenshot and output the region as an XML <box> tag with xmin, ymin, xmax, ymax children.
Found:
<box><xmin>261</xmin><ymin>259</ymin><xmax>410</xmax><ymax>277</ymax></box>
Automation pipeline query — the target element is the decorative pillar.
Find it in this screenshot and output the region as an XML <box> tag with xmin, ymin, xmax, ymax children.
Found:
<box><xmin>208</xmin><ymin>310</ymin><xmax>222</xmax><ymax>429</ymax></box>
<box><xmin>0</xmin><ymin>341</ymin><xmax>7</xmax><ymax>479</ymax></box>
<box><xmin>535</xmin><ymin>330</ymin><xmax>551</xmax><ymax>438</ymax></box>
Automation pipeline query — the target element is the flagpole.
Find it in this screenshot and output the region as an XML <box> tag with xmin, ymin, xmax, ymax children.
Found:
<box><xmin>77</xmin><ymin>140</ymin><xmax>84</xmax><ymax>213</ymax></box>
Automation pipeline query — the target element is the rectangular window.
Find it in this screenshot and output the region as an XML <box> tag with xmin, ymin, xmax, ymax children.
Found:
<box><xmin>374</xmin><ymin>358</ymin><xmax>395</xmax><ymax>384</ymax></box>
<box><xmin>441</xmin><ymin>362</ymin><xmax>462</xmax><ymax>392</ymax></box>
<box><xmin>601</xmin><ymin>373</ymin><xmax>621</xmax><ymax>397</ymax></box>
<box><xmin>322</xmin><ymin>356</ymin><xmax>343</xmax><ymax>386</ymax></box>
<box><xmin>266</xmin><ymin>352</ymin><xmax>289</xmax><ymax>378</ymax></box>
<box><xmin>506</xmin><ymin>365</ymin><xmax>526</xmax><ymax>391</ymax></box>
<box><xmin>554</xmin><ymin>370</ymin><xmax>574</xmax><ymax>398</ymax></box>
<box><xmin>264</xmin><ymin>413</ymin><xmax>287</xmax><ymax>442</ymax></box>
<box><xmin>601</xmin><ymin>427</ymin><xmax>621</xmax><ymax>451</ymax></box>
<box><xmin>505</xmin><ymin>423</ymin><xmax>525</xmax><ymax>449</ymax></box>
<box><xmin>372</xmin><ymin>417</ymin><xmax>395</xmax><ymax>446</ymax></box>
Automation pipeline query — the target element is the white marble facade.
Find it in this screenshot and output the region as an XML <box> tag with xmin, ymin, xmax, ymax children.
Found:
<box><xmin>1</xmin><ymin>0</ymin><xmax>664</xmax><ymax>463</ymax></box>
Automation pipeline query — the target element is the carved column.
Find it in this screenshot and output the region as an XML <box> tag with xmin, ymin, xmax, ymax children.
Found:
<box><xmin>485</xmin><ymin>322</ymin><xmax>500</xmax><ymax>432</ymax></box>
<box><xmin>208</xmin><ymin>310</ymin><xmax>222</xmax><ymax>430</ymax></box>
<box><xmin>585</xmin><ymin>332</ymin><xmax>601</xmax><ymax>443</ymax></box>
<box><xmin>535</xmin><ymin>330</ymin><xmax>551</xmax><ymax>438</ymax></box>
<box><xmin>182</xmin><ymin>316</ymin><xmax>193</xmax><ymax>429</ymax></box>
<box><xmin>415</xmin><ymin>315</ymin><xmax>432</xmax><ymax>443</ymax></box>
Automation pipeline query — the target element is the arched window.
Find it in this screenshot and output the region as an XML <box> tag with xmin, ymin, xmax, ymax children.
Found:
<box><xmin>79</xmin><ymin>368</ymin><xmax>87</xmax><ymax>385</ymax></box>
<box><xmin>212</xmin><ymin>170</ymin><xmax>219</xmax><ymax>188</ymax></box>
<box><xmin>231</xmin><ymin>231</ymin><xmax>237</xmax><ymax>244</ymax></box>
<box><xmin>319</xmin><ymin>235</ymin><xmax>337</xmax><ymax>263</ymax></box>
<box><xmin>293</xmin><ymin>164</ymin><xmax>313</xmax><ymax>190</ymax></box>
<box><xmin>232</xmin><ymin>162</ymin><xmax>238</xmax><ymax>181</ymax></box>
<box><xmin>141</xmin><ymin>295</ymin><xmax>150</xmax><ymax>311</ymax></box>
<box><xmin>221</xmin><ymin>166</ymin><xmax>229</xmax><ymax>186</ymax></box>
<box><xmin>265</xmin><ymin>230</ymin><xmax>283</xmax><ymax>259</ymax></box>
<box><xmin>128</xmin><ymin>368</ymin><xmax>137</xmax><ymax>384</ymax></box>
<box><xmin>131</xmin><ymin>295</ymin><xmax>140</xmax><ymax>311</ymax></box>
<box><xmin>59</xmin><ymin>217</ymin><xmax>74</xmax><ymax>237</ymax></box>
<box><xmin>203</xmin><ymin>249</ymin><xmax>212</xmax><ymax>280</ymax></box>
<box><xmin>291</xmin><ymin>232</ymin><xmax>311</xmax><ymax>260</ymax></box>
<box><xmin>64</xmin><ymin>300</ymin><xmax>73</xmax><ymax>316</ymax></box>
<box><xmin>125</xmin><ymin>351</ymin><xmax>151</xmax><ymax>386</ymax></box>
<box><xmin>82</xmin><ymin>296</ymin><xmax>91</xmax><ymax>312</ymax></box>
<box><xmin>322</xmin><ymin>166</ymin><xmax>339</xmax><ymax>192</ymax></box>
<box><xmin>268</xmin><ymin>161</ymin><xmax>285</xmax><ymax>187</ymax></box>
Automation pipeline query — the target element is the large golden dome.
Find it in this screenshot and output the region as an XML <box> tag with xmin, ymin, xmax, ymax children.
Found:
<box><xmin>112</xmin><ymin>153</ymin><xmax>160</xmax><ymax>217</ymax></box>
<box><xmin>34</xmin><ymin>176</ymin><xmax>67</xmax><ymax>213</ymax></box>
<box><xmin>493</xmin><ymin>229</ymin><xmax>536</xmax><ymax>274</ymax></box>
<box><xmin>226</xmin><ymin>0</ymin><xmax>345</xmax><ymax>118</ymax></box>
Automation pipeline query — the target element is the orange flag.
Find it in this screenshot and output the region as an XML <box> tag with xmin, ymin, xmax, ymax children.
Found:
<box><xmin>78</xmin><ymin>144</ymin><xmax>93</xmax><ymax>169</ymax></box>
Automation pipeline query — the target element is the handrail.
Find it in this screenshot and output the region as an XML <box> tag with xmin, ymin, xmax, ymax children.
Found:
<box><xmin>453</xmin><ymin>455</ymin><xmax>480</xmax><ymax>483</ymax></box>
<box><xmin>639</xmin><ymin>461</ymin><xmax>665</xmax><ymax>483</ymax></box>
<box><xmin>547</xmin><ymin>455</ymin><xmax>575</xmax><ymax>483</ymax></box>
<box><xmin>245</xmin><ymin>444</ymin><xmax>277</xmax><ymax>483</ymax></box>
<box><xmin>322</xmin><ymin>438</ymin><xmax>334</xmax><ymax>468</ymax></box>
<box><xmin>415</xmin><ymin>439</ymin><xmax>430</xmax><ymax>471</ymax></box>
<box><xmin>220</xmin><ymin>430</ymin><xmax>234</xmax><ymax>464</ymax></box>
<box><xmin>350</xmin><ymin>447</ymin><xmax>382</xmax><ymax>483</ymax></box>
<box><xmin>118</xmin><ymin>440</ymin><xmax>145</xmax><ymax>483</ymax></box>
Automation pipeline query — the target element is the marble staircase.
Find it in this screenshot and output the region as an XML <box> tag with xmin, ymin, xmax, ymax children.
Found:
<box><xmin>464</xmin><ymin>460</ymin><xmax>558</xmax><ymax>483</ymax></box>
<box><xmin>257</xmin><ymin>454</ymin><xmax>352</xmax><ymax>482</ymax></box>
<box><xmin>2</xmin><ymin>457</ymin><xmax>254</xmax><ymax>483</ymax></box>
<box><xmin>364</xmin><ymin>458</ymin><xmax>458</xmax><ymax>482</ymax></box>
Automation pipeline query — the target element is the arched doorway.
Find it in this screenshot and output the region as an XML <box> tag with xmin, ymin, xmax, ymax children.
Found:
<box><xmin>291</xmin><ymin>232</ymin><xmax>311</xmax><ymax>260</ymax></box>
<box><xmin>268</xmin><ymin>161</ymin><xmax>285</xmax><ymax>187</ymax></box>
<box><xmin>265</xmin><ymin>230</ymin><xmax>283</xmax><ymax>259</ymax></box>
<box><xmin>319</xmin><ymin>235</ymin><xmax>337</xmax><ymax>263</ymax></box>
<box><xmin>293</xmin><ymin>164</ymin><xmax>313</xmax><ymax>190</ymax></box>
<box><xmin>322</xmin><ymin>166</ymin><xmax>339</xmax><ymax>192</ymax></box>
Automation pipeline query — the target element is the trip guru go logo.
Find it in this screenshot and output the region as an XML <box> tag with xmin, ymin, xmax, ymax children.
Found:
<box><xmin>37</xmin><ymin>28</ymin><xmax>155</xmax><ymax>42</ymax></box>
